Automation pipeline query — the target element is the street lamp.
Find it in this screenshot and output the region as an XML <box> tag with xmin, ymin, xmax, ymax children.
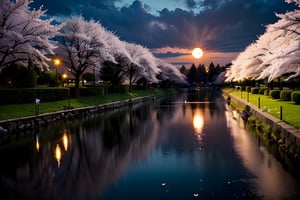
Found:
<box><xmin>62</xmin><ymin>73</ymin><xmax>71</xmax><ymax>109</ymax></box>
<box><xmin>53</xmin><ymin>58</ymin><xmax>61</xmax><ymax>87</ymax></box>
<box><xmin>62</xmin><ymin>73</ymin><xmax>67</xmax><ymax>87</ymax></box>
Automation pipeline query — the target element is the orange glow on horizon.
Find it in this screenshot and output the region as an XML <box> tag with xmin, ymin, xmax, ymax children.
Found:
<box><xmin>152</xmin><ymin>47</ymin><xmax>239</xmax><ymax>67</ymax></box>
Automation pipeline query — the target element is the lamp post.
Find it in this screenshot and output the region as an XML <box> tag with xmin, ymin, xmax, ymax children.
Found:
<box><xmin>62</xmin><ymin>73</ymin><xmax>67</xmax><ymax>87</ymax></box>
<box><xmin>53</xmin><ymin>58</ymin><xmax>61</xmax><ymax>87</ymax></box>
<box><xmin>62</xmin><ymin>73</ymin><xmax>71</xmax><ymax>108</ymax></box>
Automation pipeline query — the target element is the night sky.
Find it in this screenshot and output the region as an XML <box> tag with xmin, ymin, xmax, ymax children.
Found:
<box><xmin>31</xmin><ymin>0</ymin><xmax>298</xmax><ymax>66</ymax></box>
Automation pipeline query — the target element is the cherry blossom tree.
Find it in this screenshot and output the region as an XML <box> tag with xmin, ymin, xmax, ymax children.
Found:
<box><xmin>257</xmin><ymin>30</ymin><xmax>299</xmax><ymax>81</ymax></box>
<box><xmin>226</xmin><ymin>0</ymin><xmax>300</xmax><ymax>83</ymax></box>
<box><xmin>286</xmin><ymin>0</ymin><xmax>300</xmax><ymax>5</ymax></box>
<box><xmin>0</xmin><ymin>0</ymin><xmax>59</xmax><ymax>71</ymax></box>
<box><xmin>98</xmin><ymin>30</ymin><xmax>146</xmax><ymax>91</ymax></box>
<box><xmin>225</xmin><ymin>43</ymin><xmax>264</xmax><ymax>82</ymax></box>
<box><xmin>259</xmin><ymin>6</ymin><xmax>300</xmax><ymax>81</ymax></box>
<box><xmin>124</xmin><ymin>42</ymin><xmax>161</xmax><ymax>91</ymax></box>
<box><xmin>225</xmin><ymin>30</ymin><xmax>283</xmax><ymax>82</ymax></box>
<box><xmin>55</xmin><ymin>16</ymin><xmax>113</xmax><ymax>97</ymax></box>
<box><xmin>156</xmin><ymin>59</ymin><xmax>187</xmax><ymax>84</ymax></box>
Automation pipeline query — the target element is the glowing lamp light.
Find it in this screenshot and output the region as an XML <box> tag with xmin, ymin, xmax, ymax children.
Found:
<box><xmin>53</xmin><ymin>58</ymin><xmax>61</xmax><ymax>87</ymax></box>
<box><xmin>53</xmin><ymin>58</ymin><xmax>61</xmax><ymax>66</ymax></box>
<box><xmin>62</xmin><ymin>73</ymin><xmax>67</xmax><ymax>79</ymax></box>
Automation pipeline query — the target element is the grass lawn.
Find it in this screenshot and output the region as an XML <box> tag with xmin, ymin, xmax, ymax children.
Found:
<box><xmin>0</xmin><ymin>88</ymin><xmax>168</xmax><ymax>120</ymax></box>
<box><xmin>223</xmin><ymin>88</ymin><xmax>300</xmax><ymax>129</ymax></box>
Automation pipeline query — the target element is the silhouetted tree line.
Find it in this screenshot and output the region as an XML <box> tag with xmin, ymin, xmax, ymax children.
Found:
<box><xmin>179</xmin><ymin>62</ymin><xmax>228</xmax><ymax>86</ymax></box>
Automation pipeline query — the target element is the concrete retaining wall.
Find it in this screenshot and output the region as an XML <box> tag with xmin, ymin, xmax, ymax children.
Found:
<box><xmin>228</xmin><ymin>94</ymin><xmax>300</xmax><ymax>148</ymax></box>
<box><xmin>0</xmin><ymin>95</ymin><xmax>157</xmax><ymax>134</ymax></box>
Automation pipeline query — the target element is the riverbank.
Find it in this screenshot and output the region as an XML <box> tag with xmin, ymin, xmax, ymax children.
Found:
<box><xmin>0</xmin><ymin>90</ymin><xmax>171</xmax><ymax>134</ymax></box>
<box><xmin>223</xmin><ymin>91</ymin><xmax>300</xmax><ymax>160</ymax></box>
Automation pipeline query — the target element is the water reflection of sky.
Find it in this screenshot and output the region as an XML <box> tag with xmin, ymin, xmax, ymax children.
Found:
<box><xmin>225</xmin><ymin>108</ymin><xmax>300</xmax><ymax>200</ymax></box>
<box><xmin>1</xmin><ymin>91</ymin><xmax>300</xmax><ymax>200</ymax></box>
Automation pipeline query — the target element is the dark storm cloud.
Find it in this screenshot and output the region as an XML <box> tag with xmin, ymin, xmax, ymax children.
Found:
<box><xmin>31</xmin><ymin>0</ymin><xmax>118</xmax><ymax>16</ymax></box>
<box><xmin>31</xmin><ymin>0</ymin><xmax>298</xmax><ymax>52</ymax></box>
<box><xmin>185</xmin><ymin>0</ymin><xmax>197</xmax><ymax>9</ymax></box>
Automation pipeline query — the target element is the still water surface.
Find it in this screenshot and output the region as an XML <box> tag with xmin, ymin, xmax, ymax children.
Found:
<box><xmin>1</xmin><ymin>89</ymin><xmax>300</xmax><ymax>200</ymax></box>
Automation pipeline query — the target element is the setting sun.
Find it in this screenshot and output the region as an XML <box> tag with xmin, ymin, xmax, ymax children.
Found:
<box><xmin>192</xmin><ymin>47</ymin><xmax>203</xmax><ymax>59</ymax></box>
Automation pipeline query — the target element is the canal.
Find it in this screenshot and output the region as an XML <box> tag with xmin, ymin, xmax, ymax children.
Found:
<box><xmin>0</xmin><ymin>88</ymin><xmax>300</xmax><ymax>200</ymax></box>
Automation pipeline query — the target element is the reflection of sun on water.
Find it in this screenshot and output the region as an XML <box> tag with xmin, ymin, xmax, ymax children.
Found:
<box><xmin>192</xmin><ymin>109</ymin><xmax>205</xmax><ymax>145</ymax></box>
<box><xmin>193</xmin><ymin>115</ymin><xmax>204</xmax><ymax>133</ymax></box>
<box><xmin>193</xmin><ymin>111</ymin><xmax>204</xmax><ymax>134</ymax></box>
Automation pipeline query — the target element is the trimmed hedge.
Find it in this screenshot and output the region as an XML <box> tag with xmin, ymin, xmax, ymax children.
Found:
<box><xmin>291</xmin><ymin>91</ymin><xmax>300</xmax><ymax>104</ymax></box>
<box><xmin>0</xmin><ymin>88</ymin><xmax>69</xmax><ymax>104</ymax></box>
<box><xmin>251</xmin><ymin>87</ymin><xmax>259</xmax><ymax>94</ymax></box>
<box><xmin>264</xmin><ymin>89</ymin><xmax>270</xmax><ymax>96</ymax></box>
<box><xmin>270</xmin><ymin>90</ymin><xmax>281</xmax><ymax>99</ymax></box>
<box><xmin>259</xmin><ymin>88</ymin><xmax>267</xmax><ymax>95</ymax></box>
<box><xmin>280</xmin><ymin>90</ymin><xmax>292</xmax><ymax>101</ymax></box>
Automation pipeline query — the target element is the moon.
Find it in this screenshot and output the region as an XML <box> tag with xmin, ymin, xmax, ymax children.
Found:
<box><xmin>192</xmin><ymin>47</ymin><xmax>203</xmax><ymax>59</ymax></box>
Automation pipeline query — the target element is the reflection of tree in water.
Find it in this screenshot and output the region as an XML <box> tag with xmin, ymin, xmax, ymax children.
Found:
<box><xmin>0</xmin><ymin>101</ymin><xmax>162</xmax><ymax>199</ymax></box>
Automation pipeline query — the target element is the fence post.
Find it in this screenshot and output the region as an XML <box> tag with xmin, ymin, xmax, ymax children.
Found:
<box><xmin>258</xmin><ymin>97</ymin><xmax>260</xmax><ymax>109</ymax></box>
<box><xmin>280</xmin><ymin>106</ymin><xmax>282</xmax><ymax>120</ymax></box>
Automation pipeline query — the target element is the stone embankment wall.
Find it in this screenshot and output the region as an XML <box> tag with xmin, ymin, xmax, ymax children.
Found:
<box><xmin>226</xmin><ymin>93</ymin><xmax>300</xmax><ymax>153</ymax></box>
<box><xmin>0</xmin><ymin>95</ymin><xmax>157</xmax><ymax>134</ymax></box>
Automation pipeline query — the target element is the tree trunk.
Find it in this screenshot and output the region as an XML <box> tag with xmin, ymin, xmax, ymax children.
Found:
<box><xmin>268</xmin><ymin>80</ymin><xmax>274</xmax><ymax>90</ymax></box>
<box><xmin>278</xmin><ymin>77</ymin><xmax>282</xmax><ymax>90</ymax></box>
<box><xmin>129</xmin><ymin>74</ymin><xmax>133</xmax><ymax>92</ymax></box>
<box><xmin>75</xmin><ymin>74</ymin><xmax>80</xmax><ymax>98</ymax></box>
<box><xmin>291</xmin><ymin>78</ymin><xmax>295</xmax><ymax>90</ymax></box>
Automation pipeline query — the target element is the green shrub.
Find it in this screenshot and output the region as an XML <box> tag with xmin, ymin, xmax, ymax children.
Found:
<box><xmin>291</xmin><ymin>91</ymin><xmax>300</xmax><ymax>104</ymax></box>
<box><xmin>248</xmin><ymin>116</ymin><xmax>257</xmax><ymax>127</ymax></box>
<box><xmin>244</xmin><ymin>105</ymin><xmax>250</xmax><ymax>113</ymax></box>
<box><xmin>280</xmin><ymin>90</ymin><xmax>292</xmax><ymax>101</ymax></box>
<box><xmin>270</xmin><ymin>90</ymin><xmax>281</xmax><ymax>99</ymax></box>
<box><xmin>251</xmin><ymin>87</ymin><xmax>259</xmax><ymax>94</ymax></box>
<box><xmin>264</xmin><ymin>89</ymin><xmax>270</xmax><ymax>96</ymax></box>
<box><xmin>0</xmin><ymin>88</ymin><xmax>69</xmax><ymax>104</ymax></box>
<box><xmin>259</xmin><ymin>88</ymin><xmax>267</xmax><ymax>95</ymax></box>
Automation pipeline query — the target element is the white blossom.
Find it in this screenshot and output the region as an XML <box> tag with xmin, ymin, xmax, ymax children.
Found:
<box><xmin>226</xmin><ymin>2</ymin><xmax>300</xmax><ymax>83</ymax></box>
<box><xmin>0</xmin><ymin>0</ymin><xmax>60</xmax><ymax>71</ymax></box>
<box><xmin>55</xmin><ymin>16</ymin><xmax>113</xmax><ymax>97</ymax></box>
